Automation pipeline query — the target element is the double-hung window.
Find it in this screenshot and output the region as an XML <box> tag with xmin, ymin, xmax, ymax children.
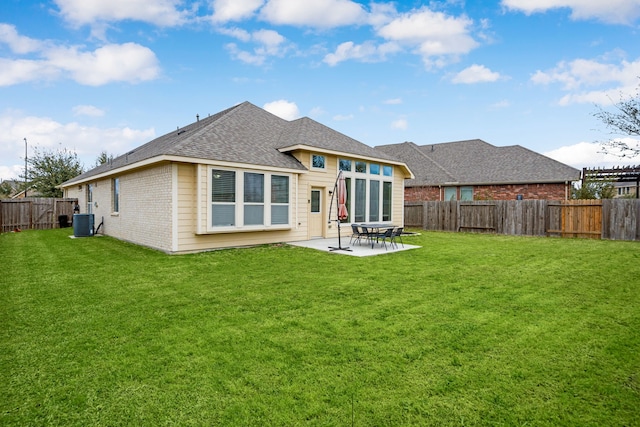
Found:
<box><xmin>210</xmin><ymin>168</ymin><xmax>290</xmax><ymax>231</ymax></box>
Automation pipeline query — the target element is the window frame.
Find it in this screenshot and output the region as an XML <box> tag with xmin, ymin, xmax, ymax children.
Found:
<box><xmin>337</xmin><ymin>158</ymin><xmax>395</xmax><ymax>224</ymax></box>
<box><xmin>207</xmin><ymin>167</ymin><xmax>292</xmax><ymax>233</ymax></box>
<box><xmin>111</xmin><ymin>177</ymin><xmax>120</xmax><ymax>214</ymax></box>
<box><xmin>311</xmin><ymin>154</ymin><xmax>326</xmax><ymax>170</ymax></box>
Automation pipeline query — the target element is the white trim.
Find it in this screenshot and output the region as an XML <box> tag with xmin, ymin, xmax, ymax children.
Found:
<box><xmin>171</xmin><ymin>164</ymin><xmax>179</xmax><ymax>253</ymax></box>
<box><xmin>205</xmin><ymin>166</ymin><xmax>293</xmax><ymax>234</ymax></box>
<box><xmin>61</xmin><ymin>155</ymin><xmax>307</xmax><ymax>187</ymax></box>
<box><xmin>278</xmin><ymin>144</ymin><xmax>414</xmax><ymax>177</ymax></box>
<box><xmin>196</xmin><ymin>164</ymin><xmax>204</xmax><ymax>235</ymax></box>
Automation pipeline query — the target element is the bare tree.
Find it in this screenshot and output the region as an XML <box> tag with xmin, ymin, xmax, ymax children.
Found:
<box><xmin>594</xmin><ymin>81</ymin><xmax>640</xmax><ymax>158</ymax></box>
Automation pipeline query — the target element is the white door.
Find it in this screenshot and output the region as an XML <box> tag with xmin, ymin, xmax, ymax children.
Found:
<box><xmin>309</xmin><ymin>188</ymin><xmax>324</xmax><ymax>238</ymax></box>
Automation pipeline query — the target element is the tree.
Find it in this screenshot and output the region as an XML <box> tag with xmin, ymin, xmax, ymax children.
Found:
<box><xmin>594</xmin><ymin>81</ymin><xmax>640</xmax><ymax>158</ymax></box>
<box><xmin>572</xmin><ymin>177</ymin><xmax>615</xmax><ymax>199</ymax></box>
<box><xmin>94</xmin><ymin>150</ymin><xmax>114</xmax><ymax>167</ymax></box>
<box><xmin>22</xmin><ymin>146</ymin><xmax>84</xmax><ymax>198</ymax></box>
<box><xmin>0</xmin><ymin>180</ymin><xmax>14</xmax><ymax>198</ymax></box>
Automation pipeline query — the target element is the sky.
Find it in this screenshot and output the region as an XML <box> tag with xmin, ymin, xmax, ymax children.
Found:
<box><xmin>2</xmin><ymin>0</ymin><xmax>640</xmax><ymax>181</ymax></box>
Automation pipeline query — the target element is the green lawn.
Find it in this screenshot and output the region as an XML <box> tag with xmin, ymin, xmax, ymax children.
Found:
<box><xmin>2</xmin><ymin>229</ymin><xmax>639</xmax><ymax>426</ymax></box>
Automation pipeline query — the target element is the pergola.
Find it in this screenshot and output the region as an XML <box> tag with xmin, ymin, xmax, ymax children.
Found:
<box><xmin>582</xmin><ymin>165</ymin><xmax>640</xmax><ymax>198</ymax></box>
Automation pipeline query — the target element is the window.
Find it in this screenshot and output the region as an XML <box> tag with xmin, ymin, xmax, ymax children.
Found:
<box><xmin>460</xmin><ymin>186</ymin><xmax>473</xmax><ymax>201</ymax></box>
<box><xmin>335</xmin><ymin>161</ymin><xmax>395</xmax><ymax>224</ymax></box>
<box><xmin>311</xmin><ymin>190</ymin><xmax>320</xmax><ymax>213</ymax></box>
<box><xmin>369</xmin><ymin>180</ymin><xmax>379</xmax><ymax>222</ymax></box>
<box><xmin>210</xmin><ymin>168</ymin><xmax>290</xmax><ymax>230</ymax></box>
<box><xmin>244</xmin><ymin>172</ymin><xmax>264</xmax><ymax>225</ymax></box>
<box><xmin>271</xmin><ymin>175</ymin><xmax>289</xmax><ymax>225</ymax></box>
<box><xmin>86</xmin><ymin>184</ymin><xmax>93</xmax><ymax>214</ymax></box>
<box><xmin>354</xmin><ymin>178</ymin><xmax>366</xmax><ymax>222</ymax></box>
<box><xmin>444</xmin><ymin>187</ymin><xmax>457</xmax><ymax>201</ymax></box>
<box><xmin>212</xmin><ymin>170</ymin><xmax>236</xmax><ymax>226</ymax></box>
<box><xmin>112</xmin><ymin>178</ymin><xmax>120</xmax><ymax>213</ymax></box>
<box><xmin>382</xmin><ymin>182</ymin><xmax>392</xmax><ymax>221</ymax></box>
<box><xmin>312</xmin><ymin>154</ymin><xmax>325</xmax><ymax>169</ymax></box>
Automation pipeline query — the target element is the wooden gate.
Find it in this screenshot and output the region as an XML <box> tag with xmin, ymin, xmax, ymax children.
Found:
<box><xmin>547</xmin><ymin>200</ymin><xmax>602</xmax><ymax>239</ymax></box>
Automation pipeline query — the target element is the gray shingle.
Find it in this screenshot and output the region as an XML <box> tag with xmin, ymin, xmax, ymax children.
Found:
<box><xmin>63</xmin><ymin>102</ymin><xmax>405</xmax><ymax>186</ymax></box>
<box><xmin>377</xmin><ymin>139</ymin><xmax>580</xmax><ymax>186</ymax></box>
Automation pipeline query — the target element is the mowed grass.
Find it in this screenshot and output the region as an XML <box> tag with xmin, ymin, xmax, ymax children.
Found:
<box><xmin>1</xmin><ymin>229</ymin><xmax>639</xmax><ymax>426</ymax></box>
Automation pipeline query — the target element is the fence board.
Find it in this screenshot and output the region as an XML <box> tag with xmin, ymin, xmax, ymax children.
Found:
<box><xmin>407</xmin><ymin>199</ymin><xmax>639</xmax><ymax>241</ymax></box>
<box><xmin>1</xmin><ymin>198</ymin><xmax>78</xmax><ymax>233</ymax></box>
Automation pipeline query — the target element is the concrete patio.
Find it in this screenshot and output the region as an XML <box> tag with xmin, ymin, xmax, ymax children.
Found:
<box><xmin>288</xmin><ymin>236</ymin><xmax>420</xmax><ymax>257</ymax></box>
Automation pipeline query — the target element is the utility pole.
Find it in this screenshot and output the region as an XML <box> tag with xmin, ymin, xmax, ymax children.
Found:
<box><xmin>24</xmin><ymin>138</ymin><xmax>27</xmax><ymax>198</ymax></box>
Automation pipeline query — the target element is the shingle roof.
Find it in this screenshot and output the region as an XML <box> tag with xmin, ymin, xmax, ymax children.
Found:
<box><xmin>62</xmin><ymin>101</ymin><xmax>406</xmax><ymax>186</ymax></box>
<box><xmin>376</xmin><ymin>139</ymin><xmax>581</xmax><ymax>186</ymax></box>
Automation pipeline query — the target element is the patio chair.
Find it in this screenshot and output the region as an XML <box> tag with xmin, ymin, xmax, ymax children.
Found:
<box><xmin>391</xmin><ymin>227</ymin><xmax>404</xmax><ymax>249</ymax></box>
<box><xmin>376</xmin><ymin>227</ymin><xmax>395</xmax><ymax>250</ymax></box>
<box><xmin>360</xmin><ymin>225</ymin><xmax>373</xmax><ymax>246</ymax></box>
<box><xmin>350</xmin><ymin>224</ymin><xmax>363</xmax><ymax>245</ymax></box>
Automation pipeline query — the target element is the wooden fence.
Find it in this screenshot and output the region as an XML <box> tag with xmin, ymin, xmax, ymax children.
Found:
<box><xmin>0</xmin><ymin>198</ymin><xmax>78</xmax><ymax>233</ymax></box>
<box><xmin>405</xmin><ymin>199</ymin><xmax>640</xmax><ymax>241</ymax></box>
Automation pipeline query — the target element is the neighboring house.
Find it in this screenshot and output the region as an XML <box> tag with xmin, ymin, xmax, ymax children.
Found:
<box><xmin>614</xmin><ymin>181</ymin><xmax>638</xmax><ymax>198</ymax></box>
<box><xmin>60</xmin><ymin>102</ymin><xmax>413</xmax><ymax>253</ymax></box>
<box><xmin>376</xmin><ymin>140</ymin><xmax>580</xmax><ymax>201</ymax></box>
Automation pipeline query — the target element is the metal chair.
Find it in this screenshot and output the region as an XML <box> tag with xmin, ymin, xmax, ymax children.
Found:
<box><xmin>391</xmin><ymin>227</ymin><xmax>404</xmax><ymax>249</ymax></box>
<box><xmin>376</xmin><ymin>227</ymin><xmax>395</xmax><ymax>250</ymax></box>
<box><xmin>350</xmin><ymin>224</ymin><xmax>363</xmax><ymax>245</ymax></box>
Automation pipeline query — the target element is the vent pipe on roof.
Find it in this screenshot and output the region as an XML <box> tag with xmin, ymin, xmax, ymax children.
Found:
<box><xmin>196</xmin><ymin>114</ymin><xmax>200</xmax><ymax>122</ymax></box>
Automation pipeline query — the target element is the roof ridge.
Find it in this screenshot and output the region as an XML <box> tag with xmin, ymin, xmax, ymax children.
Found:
<box><xmin>409</xmin><ymin>142</ymin><xmax>457</xmax><ymax>181</ymax></box>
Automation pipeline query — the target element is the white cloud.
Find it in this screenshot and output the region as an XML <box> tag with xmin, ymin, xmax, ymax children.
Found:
<box><xmin>376</xmin><ymin>7</ymin><xmax>479</xmax><ymax>68</ymax></box>
<box><xmin>0</xmin><ymin>23</ymin><xmax>43</xmax><ymax>54</ymax></box>
<box><xmin>0</xmin><ymin>26</ymin><xmax>161</xmax><ymax>87</ymax></box>
<box><xmin>54</xmin><ymin>0</ymin><xmax>190</xmax><ymax>27</ymax></box>
<box><xmin>323</xmin><ymin>40</ymin><xmax>400</xmax><ymax>66</ymax></box>
<box><xmin>452</xmin><ymin>64</ymin><xmax>502</xmax><ymax>84</ymax></box>
<box><xmin>531</xmin><ymin>56</ymin><xmax>640</xmax><ymax>105</ymax></box>
<box><xmin>46</xmin><ymin>43</ymin><xmax>161</xmax><ymax>86</ymax></box>
<box><xmin>543</xmin><ymin>140</ymin><xmax>640</xmax><ymax>169</ymax></box>
<box><xmin>391</xmin><ymin>118</ymin><xmax>408</xmax><ymax>130</ymax></box>
<box><xmin>73</xmin><ymin>105</ymin><xmax>105</xmax><ymax>117</ymax></box>
<box><xmin>211</xmin><ymin>0</ymin><xmax>264</xmax><ymax>23</ymax></box>
<box><xmin>502</xmin><ymin>0</ymin><xmax>640</xmax><ymax>25</ymax></box>
<box><xmin>0</xmin><ymin>111</ymin><xmax>156</xmax><ymax>180</ymax></box>
<box><xmin>224</xmin><ymin>29</ymin><xmax>290</xmax><ymax>65</ymax></box>
<box><xmin>260</xmin><ymin>0</ymin><xmax>367</xmax><ymax>28</ymax></box>
<box><xmin>263</xmin><ymin>100</ymin><xmax>300</xmax><ymax>120</ymax></box>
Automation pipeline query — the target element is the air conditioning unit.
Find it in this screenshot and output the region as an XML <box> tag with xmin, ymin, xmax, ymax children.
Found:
<box><xmin>73</xmin><ymin>214</ymin><xmax>94</xmax><ymax>237</ymax></box>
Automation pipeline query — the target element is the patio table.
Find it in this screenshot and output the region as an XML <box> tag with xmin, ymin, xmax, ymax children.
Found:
<box><xmin>354</xmin><ymin>223</ymin><xmax>397</xmax><ymax>248</ymax></box>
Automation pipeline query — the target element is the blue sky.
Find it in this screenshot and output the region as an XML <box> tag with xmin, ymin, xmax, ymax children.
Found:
<box><xmin>2</xmin><ymin>0</ymin><xmax>640</xmax><ymax>181</ymax></box>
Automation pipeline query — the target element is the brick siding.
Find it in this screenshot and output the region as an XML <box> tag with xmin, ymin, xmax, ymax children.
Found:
<box><xmin>406</xmin><ymin>183</ymin><xmax>570</xmax><ymax>201</ymax></box>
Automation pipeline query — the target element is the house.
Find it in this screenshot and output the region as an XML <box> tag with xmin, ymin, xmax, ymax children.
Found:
<box><xmin>376</xmin><ymin>140</ymin><xmax>580</xmax><ymax>201</ymax></box>
<box><xmin>60</xmin><ymin>102</ymin><xmax>413</xmax><ymax>253</ymax></box>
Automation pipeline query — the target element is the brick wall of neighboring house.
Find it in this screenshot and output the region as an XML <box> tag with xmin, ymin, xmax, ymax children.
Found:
<box><xmin>405</xmin><ymin>182</ymin><xmax>571</xmax><ymax>201</ymax></box>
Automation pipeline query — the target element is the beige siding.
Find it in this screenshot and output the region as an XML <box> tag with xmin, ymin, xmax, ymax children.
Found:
<box><xmin>64</xmin><ymin>151</ymin><xmax>407</xmax><ymax>254</ymax></box>
<box><xmin>175</xmin><ymin>163</ymin><xmax>309</xmax><ymax>253</ymax></box>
